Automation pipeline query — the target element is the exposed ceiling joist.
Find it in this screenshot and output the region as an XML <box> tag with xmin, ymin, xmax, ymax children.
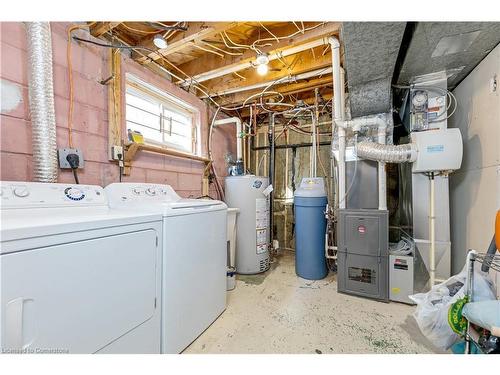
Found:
<box><xmin>91</xmin><ymin>21</ymin><xmax>343</xmax><ymax>113</ymax></box>
<box><xmin>134</xmin><ymin>22</ymin><xmax>239</xmax><ymax>62</ymax></box>
<box><xmin>238</xmin><ymin>91</ymin><xmax>333</xmax><ymax>118</ymax></box>
<box><xmin>223</xmin><ymin>75</ymin><xmax>332</xmax><ymax>106</ymax></box>
<box><xmin>89</xmin><ymin>22</ymin><xmax>121</xmax><ymax>37</ymax></box>
<box><xmin>175</xmin><ymin>22</ymin><xmax>340</xmax><ymax>86</ymax></box>
<box><xmin>202</xmin><ymin>50</ymin><xmax>333</xmax><ymax>97</ymax></box>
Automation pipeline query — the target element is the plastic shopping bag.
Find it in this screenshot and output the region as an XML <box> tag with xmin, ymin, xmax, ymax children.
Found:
<box><xmin>463</xmin><ymin>300</ymin><xmax>500</xmax><ymax>337</ymax></box>
<box><xmin>409</xmin><ymin>263</ymin><xmax>497</xmax><ymax>350</ymax></box>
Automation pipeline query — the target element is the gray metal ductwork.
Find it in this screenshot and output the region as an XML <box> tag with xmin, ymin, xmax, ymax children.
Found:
<box><xmin>396</xmin><ymin>22</ymin><xmax>500</xmax><ymax>89</ymax></box>
<box><xmin>341</xmin><ymin>22</ymin><xmax>406</xmax><ymax>117</ymax></box>
<box><xmin>25</xmin><ymin>22</ymin><xmax>58</xmax><ymax>182</ymax></box>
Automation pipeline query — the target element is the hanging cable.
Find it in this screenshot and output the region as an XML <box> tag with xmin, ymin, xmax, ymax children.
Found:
<box><xmin>67</xmin><ymin>22</ymin><xmax>97</xmax><ymax>148</ymax></box>
<box><xmin>192</xmin><ymin>42</ymin><xmax>225</xmax><ymax>58</ymax></box>
<box><xmin>119</xmin><ymin>22</ymin><xmax>162</xmax><ymax>35</ymax></box>
<box><xmin>259</xmin><ymin>22</ymin><xmax>279</xmax><ymax>43</ymax></box>
<box><xmin>200</xmin><ymin>40</ymin><xmax>243</xmax><ymax>56</ymax></box>
<box><xmin>145</xmin><ymin>22</ymin><xmax>188</xmax><ymax>32</ymax></box>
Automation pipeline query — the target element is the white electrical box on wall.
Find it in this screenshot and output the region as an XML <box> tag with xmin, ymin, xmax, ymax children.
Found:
<box><xmin>411</xmin><ymin>128</ymin><xmax>463</xmax><ymax>173</ymax></box>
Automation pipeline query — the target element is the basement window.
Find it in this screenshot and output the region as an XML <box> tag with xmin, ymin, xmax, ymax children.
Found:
<box><xmin>125</xmin><ymin>74</ymin><xmax>200</xmax><ymax>154</ymax></box>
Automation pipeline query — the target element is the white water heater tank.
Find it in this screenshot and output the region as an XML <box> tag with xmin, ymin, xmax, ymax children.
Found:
<box><xmin>225</xmin><ymin>175</ymin><xmax>270</xmax><ymax>274</ymax></box>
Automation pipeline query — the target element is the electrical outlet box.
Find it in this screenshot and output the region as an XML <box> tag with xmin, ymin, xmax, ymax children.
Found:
<box><xmin>111</xmin><ymin>145</ymin><xmax>124</xmax><ymax>161</ymax></box>
<box><xmin>58</xmin><ymin>148</ymin><xmax>85</xmax><ymax>169</ymax></box>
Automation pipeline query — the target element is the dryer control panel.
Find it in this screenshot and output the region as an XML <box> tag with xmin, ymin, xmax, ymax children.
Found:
<box><xmin>105</xmin><ymin>183</ymin><xmax>181</xmax><ymax>207</ymax></box>
<box><xmin>0</xmin><ymin>181</ymin><xmax>107</xmax><ymax>208</ymax></box>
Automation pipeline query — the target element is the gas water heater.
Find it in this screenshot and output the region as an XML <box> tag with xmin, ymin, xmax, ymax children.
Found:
<box><xmin>225</xmin><ymin>175</ymin><xmax>270</xmax><ymax>274</ymax></box>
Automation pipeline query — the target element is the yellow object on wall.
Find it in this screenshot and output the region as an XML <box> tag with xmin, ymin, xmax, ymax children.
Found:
<box><xmin>128</xmin><ymin>130</ymin><xmax>144</xmax><ymax>144</ymax></box>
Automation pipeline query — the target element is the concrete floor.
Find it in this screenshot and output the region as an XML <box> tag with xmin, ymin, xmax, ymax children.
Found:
<box><xmin>185</xmin><ymin>252</ymin><xmax>441</xmax><ymax>354</ymax></box>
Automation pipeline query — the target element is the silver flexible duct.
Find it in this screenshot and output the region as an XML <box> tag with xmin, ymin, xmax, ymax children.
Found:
<box><xmin>355</xmin><ymin>141</ymin><xmax>417</xmax><ymax>163</ymax></box>
<box><xmin>25</xmin><ymin>22</ymin><xmax>58</xmax><ymax>182</ymax></box>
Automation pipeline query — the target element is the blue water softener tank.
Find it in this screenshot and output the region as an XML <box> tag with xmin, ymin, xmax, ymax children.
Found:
<box><xmin>294</xmin><ymin>177</ymin><xmax>328</xmax><ymax>280</ymax></box>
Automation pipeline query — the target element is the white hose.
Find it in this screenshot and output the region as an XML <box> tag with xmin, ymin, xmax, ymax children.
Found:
<box><xmin>25</xmin><ymin>22</ymin><xmax>58</xmax><ymax>182</ymax></box>
<box><xmin>389</xmin><ymin>238</ymin><xmax>414</xmax><ymax>256</ymax></box>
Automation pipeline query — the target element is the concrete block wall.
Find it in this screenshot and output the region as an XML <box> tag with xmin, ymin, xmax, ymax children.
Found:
<box><xmin>0</xmin><ymin>22</ymin><xmax>235</xmax><ymax>198</ymax></box>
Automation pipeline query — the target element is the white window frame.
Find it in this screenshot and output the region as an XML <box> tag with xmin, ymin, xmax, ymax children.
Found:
<box><xmin>125</xmin><ymin>73</ymin><xmax>201</xmax><ymax>155</ymax></box>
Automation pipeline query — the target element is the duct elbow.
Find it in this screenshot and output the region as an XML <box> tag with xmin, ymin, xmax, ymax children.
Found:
<box><xmin>355</xmin><ymin>142</ymin><xmax>417</xmax><ymax>164</ymax></box>
<box><xmin>328</xmin><ymin>36</ymin><xmax>340</xmax><ymax>49</ymax></box>
<box><xmin>346</xmin><ymin>115</ymin><xmax>387</xmax><ymax>132</ymax></box>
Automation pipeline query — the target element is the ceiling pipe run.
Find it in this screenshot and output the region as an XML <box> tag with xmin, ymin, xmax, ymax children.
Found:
<box><xmin>25</xmin><ymin>22</ymin><xmax>58</xmax><ymax>182</ymax></box>
<box><xmin>181</xmin><ymin>37</ymin><xmax>331</xmax><ymax>87</ymax></box>
<box><xmin>200</xmin><ymin>66</ymin><xmax>333</xmax><ymax>98</ymax></box>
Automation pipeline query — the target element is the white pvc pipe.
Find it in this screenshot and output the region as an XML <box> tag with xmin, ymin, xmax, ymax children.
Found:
<box><xmin>429</xmin><ymin>175</ymin><xmax>436</xmax><ymax>287</ymax></box>
<box><xmin>377</xmin><ymin>124</ymin><xmax>387</xmax><ymax>211</ymax></box>
<box><xmin>214</xmin><ymin>117</ymin><xmax>243</xmax><ymax>160</ymax></box>
<box><xmin>329</xmin><ymin>36</ymin><xmax>345</xmax><ymax>209</ymax></box>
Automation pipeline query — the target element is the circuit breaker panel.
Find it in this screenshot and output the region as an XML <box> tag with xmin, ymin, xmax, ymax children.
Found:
<box><xmin>337</xmin><ymin>209</ymin><xmax>389</xmax><ymax>302</ymax></box>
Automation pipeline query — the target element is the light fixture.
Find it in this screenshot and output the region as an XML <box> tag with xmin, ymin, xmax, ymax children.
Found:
<box><xmin>153</xmin><ymin>34</ymin><xmax>167</xmax><ymax>49</ymax></box>
<box><xmin>257</xmin><ymin>63</ymin><xmax>269</xmax><ymax>76</ymax></box>
<box><xmin>255</xmin><ymin>52</ymin><xmax>269</xmax><ymax>76</ymax></box>
<box><xmin>256</xmin><ymin>52</ymin><xmax>269</xmax><ymax>66</ymax></box>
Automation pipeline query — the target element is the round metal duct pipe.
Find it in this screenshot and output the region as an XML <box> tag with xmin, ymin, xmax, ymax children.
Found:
<box><xmin>25</xmin><ymin>22</ymin><xmax>58</xmax><ymax>182</ymax></box>
<box><xmin>355</xmin><ymin>141</ymin><xmax>417</xmax><ymax>164</ymax></box>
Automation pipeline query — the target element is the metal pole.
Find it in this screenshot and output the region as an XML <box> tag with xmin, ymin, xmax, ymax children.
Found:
<box><xmin>268</xmin><ymin>114</ymin><xmax>276</xmax><ymax>252</ymax></box>
<box><xmin>429</xmin><ymin>172</ymin><xmax>436</xmax><ymax>288</ymax></box>
<box><xmin>252</xmin><ymin>141</ymin><xmax>331</xmax><ymax>151</ymax></box>
<box><xmin>464</xmin><ymin>251</ymin><xmax>475</xmax><ymax>354</ymax></box>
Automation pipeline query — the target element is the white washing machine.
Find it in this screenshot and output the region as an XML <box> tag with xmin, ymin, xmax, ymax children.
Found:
<box><xmin>0</xmin><ymin>181</ymin><xmax>163</xmax><ymax>354</ymax></box>
<box><xmin>105</xmin><ymin>183</ymin><xmax>227</xmax><ymax>353</ymax></box>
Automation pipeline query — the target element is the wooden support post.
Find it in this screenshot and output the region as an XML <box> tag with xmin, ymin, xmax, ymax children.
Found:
<box><xmin>202</xmin><ymin>161</ymin><xmax>212</xmax><ymax>197</ymax></box>
<box><xmin>108</xmin><ymin>49</ymin><xmax>122</xmax><ymax>160</ymax></box>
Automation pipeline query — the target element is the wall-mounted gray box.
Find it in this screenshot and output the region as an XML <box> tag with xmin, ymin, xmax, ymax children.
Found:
<box><xmin>58</xmin><ymin>148</ymin><xmax>85</xmax><ymax>169</ymax></box>
<box><xmin>337</xmin><ymin>209</ymin><xmax>389</xmax><ymax>302</ymax></box>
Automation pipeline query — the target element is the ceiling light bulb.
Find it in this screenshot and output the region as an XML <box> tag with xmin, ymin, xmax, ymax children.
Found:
<box><xmin>153</xmin><ymin>34</ymin><xmax>167</xmax><ymax>49</ymax></box>
<box><xmin>256</xmin><ymin>53</ymin><xmax>269</xmax><ymax>66</ymax></box>
<box><xmin>257</xmin><ymin>63</ymin><xmax>268</xmax><ymax>76</ymax></box>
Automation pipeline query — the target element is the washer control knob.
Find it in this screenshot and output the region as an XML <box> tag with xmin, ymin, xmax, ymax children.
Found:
<box><xmin>13</xmin><ymin>186</ymin><xmax>30</xmax><ymax>198</ymax></box>
<box><xmin>145</xmin><ymin>187</ymin><xmax>157</xmax><ymax>196</ymax></box>
<box><xmin>65</xmin><ymin>187</ymin><xmax>85</xmax><ymax>201</ymax></box>
<box><xmin>132</xmin><ymin>187</ymin><xmax>143</xmax><ymax>195</ymax></box>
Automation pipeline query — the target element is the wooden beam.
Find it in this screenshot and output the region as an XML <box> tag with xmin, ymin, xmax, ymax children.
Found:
<box><xmin>90</xmin><ymin>22</ymin><xmax>120</xmax><ymax>38</ymax></box>
<box><xmin>175</xmin><ymin>22</ymin><xmax>340</xmax><ymax>84</ymax></box>
<box><xmin>107</xmin><ymin>49</ymin><xmax>122</xmax><ymax>160</ymax></box>
<box><xmin>238</xmin><ymin>91</ymin><xmax>333</xmax><ymax>118</ymax></box>
<box><xmin>223</xmin><ymin>75</ymin><xmax>332</xmax><ymax>106</ymax></box>
<box><xmin>203</xmin><ymin>49</ymin><xmax>332</xmax><ymax>98</ymax></box>
<box><xmin>122</xmin><ymin>142</ymin><xmax>210</xmax><ymax>176</ymax></box>
<box><xmin>134</xmin><ymin>22</ymin><xmax>239</xmax><ymax>63</ymax></box>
